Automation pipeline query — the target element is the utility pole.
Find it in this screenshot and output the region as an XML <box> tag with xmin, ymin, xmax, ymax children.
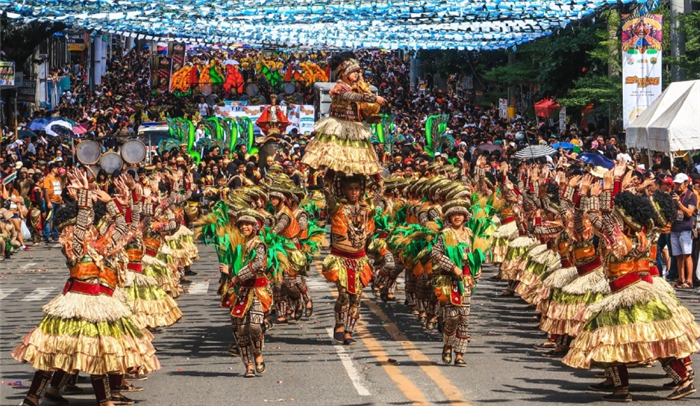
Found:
<box><xmin>507</xmin><ymin>51</ymin><xmax>516</xmax><ymax>119</ymax></box>
<box><xmin>670</xmin><ymin>0</ymin><xmax>686</xmax><ymax>82</ymax></box>
<box><xmin>607</xmin><ymin>10</ymin><xmax>620</xmax><ymax>131</ymax></box>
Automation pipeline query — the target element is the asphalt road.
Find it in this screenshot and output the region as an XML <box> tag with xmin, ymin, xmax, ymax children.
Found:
<box><xmin>1</xmin><ymin>243</ymin><xmax>699</xmax><ymax>406</ymax></box>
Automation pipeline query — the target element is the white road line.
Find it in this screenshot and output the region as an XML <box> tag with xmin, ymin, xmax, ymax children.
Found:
<box><xmin>21</xmin><ymin>287</ymin><xmax>56</xmax><ymax>302</ymax></box>
<box><xmin>188</xmin><ymin>281</ymin><xmax>210</xmax><ymax>295</ymax></box>
<box><xmin>326</xmin><ymin>327</ymin><xmax>371</xmax><ymax>397</ymax></box>
<box><xmin>0</xmin><ymin>288</ymin><xmax>18</xmax><ymax>301</ymax></box>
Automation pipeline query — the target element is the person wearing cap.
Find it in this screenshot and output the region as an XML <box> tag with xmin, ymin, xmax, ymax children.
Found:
<box><xmin>671</xmin><ymin>173</ymin><xmax>696</xmax><ymax>289</ymax></box>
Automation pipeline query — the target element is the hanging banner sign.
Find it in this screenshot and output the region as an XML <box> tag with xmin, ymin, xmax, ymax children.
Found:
<box><xmin>156</xmin><ymin>56</ymin><xmax>171</xmax><ymax>91</ymax></box>
<box><xmin>559</xmin><ymin>107</ymin><xmax>567</xmax><ymax>133</ymax></box>
<box><xmin>0</xmin><ymin>61</ymin><xmax>16</xmax><ymax>87</ymax></box>
<box><xmin>215</xmin><ymin>103</ymin><xmax>315</xmax><ymax>135</ymax></box>
<box><xmin>498</xmin><ymin>98</ymin><xmax>508</xmax><ymax>119</ymax></box>
<box><xmin>621</xmin><ymin>14</ymin><xmax>663</xmax><ymax>129</ymax></box>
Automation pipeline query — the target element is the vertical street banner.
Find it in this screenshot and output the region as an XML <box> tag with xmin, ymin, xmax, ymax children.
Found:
<box><xmin>621</xmin><ymin>14</ymin><xmax>663</xmax><ymax>129</ymax></box>
<box><xmin>559</xmin><ymin>107</ymin><xmax>567</xmax><ymax>133</ymax></box>
<box><xmin>169</xmin><ymin>42</ymin><xmax>186</xmax><ymax>92</ymax></box>
<box><xmin>157</xmin><ymin>56</ymin><xmax>172</xmax><ymax>91</ymax></box>
<box><xmin>498</xmin><ymin>98</ymin><xmax>508</xmax><ymax>119</ymax></box>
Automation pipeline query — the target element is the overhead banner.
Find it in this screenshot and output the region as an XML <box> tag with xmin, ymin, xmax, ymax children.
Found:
<box><xmin>621</xmin><ymin>14</ymin><xmax>663</xmax><ymax>129</ymax></box>
<box><xmin>215</xmin><ymin>102</ymin><xmax>315</xmax><ymax>135</ymax></box>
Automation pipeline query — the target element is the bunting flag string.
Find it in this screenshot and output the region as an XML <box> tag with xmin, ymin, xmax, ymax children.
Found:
<box><xmin>1</xmin><ymin>1</ymin><xmax>649</xmax><ymax>50</ymax></box>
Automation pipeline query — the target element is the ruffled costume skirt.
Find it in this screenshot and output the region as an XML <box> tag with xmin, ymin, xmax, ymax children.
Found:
<box><xmin>144</xmin><ymin>248</ymin><xmax>181</xmax><ymax>298</ymax></box>
<box><xmin>300</xmin><ymin>117</ymin><xmax>382</xmax><ymax>175</ymax></box>
<box><xmin>492</xmin><ymin>221</ymin><xmax>519</xmax><ymax>263</ymax></box>
<box><xmin>516</xmin><ymin>249</ymin><xmax>561</xmax><ymax>306</ymax></box>
<box><xmin>164</xmin><ymin>226</ymin><xmax>199</xmax><ymax>269</ymax></box>
<box><xmin>498</xmin><ymin>237</ymin><xmax>537</xmax><ymax>281</ymax></box>
<box><xmin>539</xmin><ymin>265</ymin><xmax>610</xmax><ymax>337</ymax></box>
<box><xmin>12</xmin><ymin>288</ymin><xmax>161</xmax><ymax>375</ymax></box>
<box><xmin>563</xmin><ymin>280</ymin><xmax>700</xmax><ymax>369</ymax></box>
<box><xmin>123</xmin><ymin>270</ymin><xmax>183</xmax><ymax>329</ymax></box>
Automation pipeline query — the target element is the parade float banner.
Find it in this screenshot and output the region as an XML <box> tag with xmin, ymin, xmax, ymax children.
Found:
<box><xmin>621</xmin><ymin>14</ymin><xmax>663</xmax><ymax>129</ymax></box>
<box><xmin>215</xmin><ymin>102</ymin><xmax>315</xmax><ymax>135</ymax></box>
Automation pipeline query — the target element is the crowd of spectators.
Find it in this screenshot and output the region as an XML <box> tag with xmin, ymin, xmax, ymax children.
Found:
<box><xmin>0</xmin><ymin>45</ymin><xmax>699</xmax><ymax>287</ymax></box>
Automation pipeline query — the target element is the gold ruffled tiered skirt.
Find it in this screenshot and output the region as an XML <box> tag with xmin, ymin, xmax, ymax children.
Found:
<box><xmin>301</xmin><ymin>117</ymin><xmax>382</xmax><ymax>175</ymax></box>
<box><xmin>12</xmin><ymin>290</ymin><xmax>161</xmax><ymax>375</ymax></box>
<box><xmin>563</xmin><ymin>281</ymin><xmax>700</xmax><ymax>369</ymax></box>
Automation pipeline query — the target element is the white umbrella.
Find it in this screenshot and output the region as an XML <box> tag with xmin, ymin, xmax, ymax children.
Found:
<box><xmin>45</xmin><ymin>120</ymin><xmax>75</xmax><ymax>137</ymax></box>
<box><xmin>514</xmin><ymin>145</ymin><xmax>557</xmax><ymax>159</ymax></box>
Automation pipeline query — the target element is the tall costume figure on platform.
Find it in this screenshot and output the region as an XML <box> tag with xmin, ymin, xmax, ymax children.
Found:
<box><xmin>301</xmin><ymin>53</ymin><xmax>387</xmax><ymax>345</ymax></box>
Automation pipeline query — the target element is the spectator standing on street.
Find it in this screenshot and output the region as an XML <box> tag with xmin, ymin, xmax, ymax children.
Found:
<box><xmin>671</xmin><ymin>173</ymin><xmax>696</xmax><ymax>289</ymax></box>
<box><xmin>42</xmin><ymin>162</ymin><xmax>63</xmax><ymax>243</ymax></box>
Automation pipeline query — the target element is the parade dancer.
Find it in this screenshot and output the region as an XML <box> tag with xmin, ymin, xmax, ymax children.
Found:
<box><xmin>431</xmin><ymin>198</ymin><xmax>481</xmax><ymax>367</ymax></box>
<box><xmin>291</xmin><ymin>187</ymin><xmax>318</xmax><ymax>318</ymax></box>
<box><xmin>224</xmin><ymin>209</ymin><xmax>272</xmax><ymax>377</ymax></box>
<box><xmin>12</xmin><ymin>169</ymin><xmax>160</xmax><ymax>406</ymax></box>
<box><xmin>563</xmin><ymin>162</ymin><xmax>700</xmax><ymax>401</ymax></box>
<box><xmin>323</xmin><ymin>175</ymin><xmax>375</xmax><ymax>345</ymax></box>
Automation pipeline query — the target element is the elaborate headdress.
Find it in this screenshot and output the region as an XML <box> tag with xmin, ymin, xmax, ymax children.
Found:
<box><xmin>236</xmin><ymin>208</ymin><xmax>266</xmax><ymax>232</ymax></box>
<box><xmin>334</xmin><ymin>59</ymin><xmax>361</xmax><ymax>79</ymax></box>
<box><xmin>443</xmin><ymin>198</ymin><xmax>472</xmax><ymax>221</ymax></box>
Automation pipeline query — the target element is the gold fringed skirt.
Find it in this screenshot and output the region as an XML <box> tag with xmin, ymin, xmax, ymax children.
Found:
<box><xmin>123</xmin><ymin>270</ymin><xmax>183</xmax><ymax>329</ymax></box>
<box><xmin>12</xmin><ymin>291</ymin><xmax>161</xmax><ymax>375</ymax></box>
<box><xmin>498</xmin><ymin>237</ymin><xmax>536</xmax><ymax>280</ymax></box>
<box><xmin>516</xmin><ymin>250</ymin><xmax>560</xmax><ymax>307</ymax></box>
<box><xmin>301</xmin><ymin>117</ymin><xmax>382</xmax><ymax>175</ymax></box>
<box><xmin>492</xmin><ymin>221</ymin><xmax>519</xmax><ymax>263</ymax></box>
<box><xmin>563</xmin><ymin>281</ymin><xmax>700</xmax><ymax>369</ymax></box>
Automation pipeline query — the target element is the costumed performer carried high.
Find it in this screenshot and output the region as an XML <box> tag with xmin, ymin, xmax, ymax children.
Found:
<box><xmin>301</xmin><ymin>52</ymin><xmax>387</xmax><ymax>346</ymax></box>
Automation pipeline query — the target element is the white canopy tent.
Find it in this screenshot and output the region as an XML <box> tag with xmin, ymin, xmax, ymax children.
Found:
<box><xmin>626</xmin><ymin>80</ymin><xmax>700</xmax><ymax>153</ymax></box>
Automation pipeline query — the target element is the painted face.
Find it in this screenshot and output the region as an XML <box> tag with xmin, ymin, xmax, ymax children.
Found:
<box><xmin>450</xmin><ymin>213</ymin><xmax>466</xmax><ymax>228</ymax></box>
<box><xmin>271</xmin><ymin>197</ymin><xmax>281</xmax><ymax>207</ymax></box>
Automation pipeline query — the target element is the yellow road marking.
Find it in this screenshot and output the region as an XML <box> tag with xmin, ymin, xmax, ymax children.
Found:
<box><xmin>364</xmin><ymin>297</ymin><xmax>472</xmax><ymax>405</ymax></box>
<box><xmin>314</xmin><ymin>249</ymin><xmax>471</xmax><ymax>405</ymax></box>
<box><xmin>325</xmin><ymin>284</ymin><xmax>430</xmax><ymax>405</ymax></box>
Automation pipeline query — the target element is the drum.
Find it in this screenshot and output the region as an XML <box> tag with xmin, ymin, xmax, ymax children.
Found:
<box><xmin>284</xmin><ymin>82</ymin><xmax>296</xmax><ymax>94</ymax></box>
<box><xmin>121</xmin><ymin>139</ymin><xmax>147</xmax><ymax>164</ymax></box>
<box><xmin>76</xmin><ymin>140</ymin><xmax>101</xmax><ymax>165</ymax></box>
<box><xmin>100</xmin><ymin>152</ymin><xmax>123</xmax><ymax>174</ymax></box>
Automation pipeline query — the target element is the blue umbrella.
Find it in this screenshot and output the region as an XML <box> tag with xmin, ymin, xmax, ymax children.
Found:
<box><xmin>552</xmin><ymin>142</ymin><xmax>575</xmax><ymax>150</ymax></box>
<box><xmin>28</xmin><ymin>118</ymin><xmax>50</xmax><ymax>131</ymax></box>
<box><xmin>578</xmin><ymin>152</ymin><xmax>614</xmax><ymax>169</ymax></box>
